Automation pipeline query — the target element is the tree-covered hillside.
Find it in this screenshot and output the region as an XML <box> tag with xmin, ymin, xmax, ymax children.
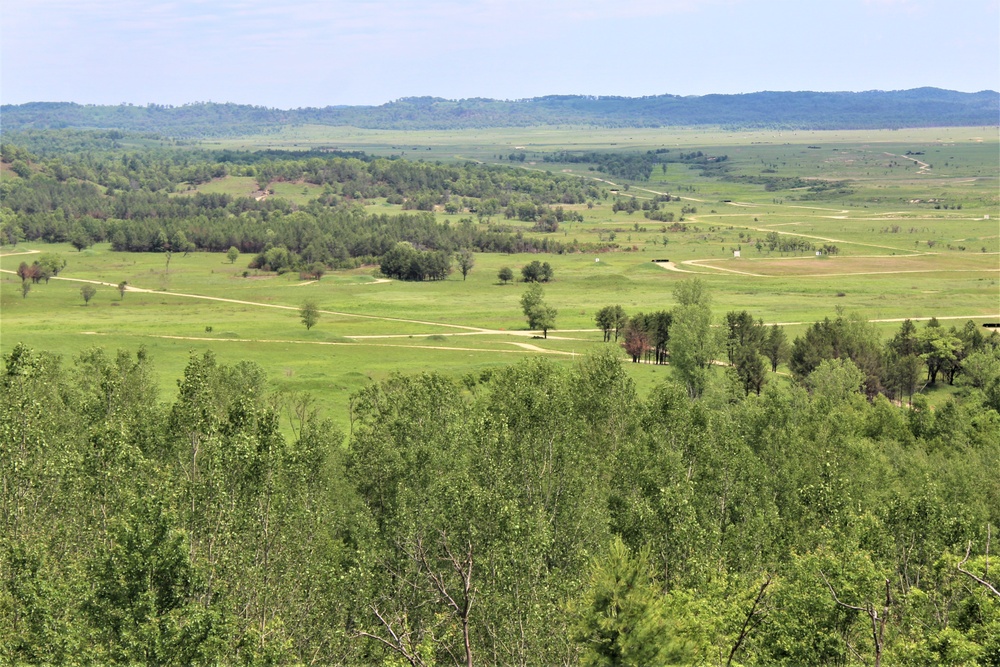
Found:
<box><xmin>2</xmin><ymin>342</ymin><xmax>997</xmax><ymax>665</ymax></box>
<box><xmin>3</xmin><ymin>88</ymin><xmax>997</xmax><ymax>137</ymax></box>
<box><xmin>0</xmin><ymin>141</ymin><xmax>607</xmax><ymax>270</ymax></box>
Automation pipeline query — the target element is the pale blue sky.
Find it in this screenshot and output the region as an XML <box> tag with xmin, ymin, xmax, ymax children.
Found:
<box><xmin>2</xmin><ymin>0</ymin><xmax>997</xmax><ymax>108</ymax></box>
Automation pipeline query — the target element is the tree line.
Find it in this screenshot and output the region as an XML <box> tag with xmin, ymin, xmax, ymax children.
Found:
<box><xmin>0</xmin><ymin>141</ymin><xmax>620</xmax><ymax>273</ymax></box>
<box><xmin>544</xmin><ymin>149</ymin><xmax>728</xmax><ymax>181</ymax></box>
<box><xmin>597</xmin><ymin>280</ymin><xmax>999</xmax><ymax>406</ymax></box>
<box><xmin>4</xmin><ymin>89</ymin><xmax>996</xmax><ymax>136</ymax></box>
<box><xmin>1</xmin><ymin>139</ymin><xmax>604</xmax><ymax>216</ymax></box>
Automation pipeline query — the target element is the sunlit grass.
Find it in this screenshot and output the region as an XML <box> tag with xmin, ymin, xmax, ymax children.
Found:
<box><xmin>3</xmin><ymin>125</ymin><xmax>997</xmax><ymax>431</ymax></box>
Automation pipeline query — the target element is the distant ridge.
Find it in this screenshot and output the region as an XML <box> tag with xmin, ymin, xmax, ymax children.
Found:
<box><xmin>2</xmin><ymin>89</ymin><xmax>997</xmax><ymax>137</ymax></box>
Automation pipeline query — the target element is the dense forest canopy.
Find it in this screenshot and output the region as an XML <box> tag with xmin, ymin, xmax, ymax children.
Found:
<box><xmin>3</xmin><ymin>88</ymin><xmax>998</xmax><ymax>137</ymax></box>
<box><xmin>2</xmin><ymin>342</ymin><xmax>998</xmax><ymax>664</ymax></box>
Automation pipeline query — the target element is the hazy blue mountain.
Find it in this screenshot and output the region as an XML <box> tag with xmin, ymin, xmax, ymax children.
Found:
<box><xmin>2</xmin><ymin>89</ymin><xmax>996</xmax><ymax>137</ymax></box>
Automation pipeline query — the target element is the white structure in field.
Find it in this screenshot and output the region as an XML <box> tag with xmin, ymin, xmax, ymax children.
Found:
<box><xmin>733</xmin><ymin>250</ymin><xmax>740</xmax><ymax>258</ymax></box>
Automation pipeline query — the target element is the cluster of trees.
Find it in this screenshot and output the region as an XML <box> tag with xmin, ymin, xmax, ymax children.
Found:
<box><xmin>4</xmin><ymin>342</ymin><xmax>997</xmax><ymax>665</ymax></box>
<box><xmin>595</xmin><ymin>305</ymin><xmax>628</xmax><ymax>342</ymax></box>
<box><xmin>375</xmin><ymin>244</ymin><xmax>476</xmax><ymax>283</ymax></box>
<box><xmin>612</xmin><ymin>194</ymin><xmax>677</xmax><ymax>217</ymax></box>
<box><xmin>277</xmin><ymin>156</ymin><xmax>600</xmax><ymax>209</ymax></box>
<box><xmin>378</xmin><ymin>242</ymin><xmax>454</xmax><ymax>281</ymax></box>
<box><xmin>494</xmin><ymin>261</ymin><xmax>554</xmax><ymax>286</ymax></box>
<box><xmin>502</xmin><ymin>203</ymin><xmax>584</xmax><ymax>229</ymax></box>
<box><xmin>624</xmin><ymin>310</ymin><xmax>674</xmax><ymax>365</ymax></box>
<box><xmin>519</xmin><ymin>259</ymin><xmax>554</xmax><ymax>283</ymax></box>
<box><xmin>743</xmin><ymin>230</ymin><xmax>816</xmax><ymax>254</ymax></box>
<box><xmin>544</xmin><ymin>149</ymin><xmax>729</xmax><ymax>181</ymax></box>
<box><xmin>15</xmin><ymin>253</ymin><xmax>66</xmax><ymax>285</ymax></box>
<box><xmin>493</xmin><ymin>261</ymin><xmax>556</xmax><ymax>288</ymax></box>
<box><xmin>545</xmin><ymin>150</ymin><xmax>671</xmax><ymax>181</ymax></box>
<box><xmin>790</xmin><ymin>315</ymin><xmax>1000</xmax><ymax>406</ymax></box>
<box><xmin>601</xmin><ymin>279</ymin><xmax>1000</xmax><ymax>406</ymax></box>
<box><xmin>14</xmin><ymin>253</ymin><xmax>69</xmax><ymax>299</ymax></box>
<box><xmin>612</xmin><ymin>279</ymin><xmax>721</xmax><ymax>398</ymax></box>
<box><xmin>726</xmin><ymin>173</ymin><xmax>817</xmax><ymax>192</ymax></box>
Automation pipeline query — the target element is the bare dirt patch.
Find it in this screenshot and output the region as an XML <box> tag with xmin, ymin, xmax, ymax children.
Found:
<box><xmin>694</xmin><ymin>254</ymin><xmax>999</xmax><ymax>277</ymax></box>
<box><xmin>654</xmin><ymin>261</ymin><xmax>695</xmax><ymax>273</ymax></box>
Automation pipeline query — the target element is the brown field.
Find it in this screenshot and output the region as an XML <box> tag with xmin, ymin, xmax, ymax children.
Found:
<box><xmin>689</xmin><ymin>253</ymin><xmax>1000</xmax><ymax>277</ymax></box>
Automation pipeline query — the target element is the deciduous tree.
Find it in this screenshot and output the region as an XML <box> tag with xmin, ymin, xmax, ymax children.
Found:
<box><xmin>595</xmin><ymin>305</ymin><xmax>628</xmax><ymax>343</ymax></box>
<box><xmin>80</xmin><ymin>284</ymin><xmax>97</xmax><ymax>305</ymax></box>
<box><xmin>456</xmin><ymin>249</ymin><xmax>475</xmax><ymax>281</ymax></box>
<box><xmin>521</xmin><ymin>284</ymin><xmax>557</xmax><ymax>338</ymax></box>
<box><xmin>668</xmin><ymin>278</ymin><xmax>718</xmax><ymax>398</ymax></box>
<box><xmin>300</xmin><ymin>302</ymin><xmax>319</xmax><ymax>330</ymax></box>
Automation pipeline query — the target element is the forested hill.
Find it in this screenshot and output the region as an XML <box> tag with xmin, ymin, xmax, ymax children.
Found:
<box><xmin>3</xmin><ymin>88</ymin><xmax>997</xmax><ymax>136</ymax></box>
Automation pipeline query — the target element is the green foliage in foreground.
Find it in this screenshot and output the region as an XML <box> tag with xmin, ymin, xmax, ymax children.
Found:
<box><xmin>3</xmin><ymin>344</ymin><xmax>998</xmax><ymax>665</ymax></box>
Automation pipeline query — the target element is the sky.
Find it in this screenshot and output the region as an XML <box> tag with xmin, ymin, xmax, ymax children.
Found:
<box><xmin>2</xmin><ymin>0</ymin><xmax>998</xmax><ymax>108</ymax></box>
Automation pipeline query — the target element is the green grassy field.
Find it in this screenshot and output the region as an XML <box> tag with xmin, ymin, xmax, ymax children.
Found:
<box><xmin>3</xmin><ymin>126</ymin><xmax>998</xmax><ymax>432</ymax></box>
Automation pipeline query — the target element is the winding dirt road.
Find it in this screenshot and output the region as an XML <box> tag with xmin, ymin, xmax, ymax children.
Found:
<box><xmin>4</xmin><ymin>260</ymin><xmax>995</xmax><ymax>356</ymax></box>
<box><xmin>0</xmin><ymin>257</ymin><xmax>587</xmax><ymax>353</ymax></box>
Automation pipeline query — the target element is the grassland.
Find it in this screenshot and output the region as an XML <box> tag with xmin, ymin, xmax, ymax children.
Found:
<box><xmin>2</xmin><ymin>126</ymin><xmax>998</xmax><ymax>431</ymax></box>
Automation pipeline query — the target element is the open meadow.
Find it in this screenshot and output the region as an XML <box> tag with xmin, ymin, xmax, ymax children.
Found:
<box><xmin>2</xmin><ymin>126</ymin><xmax>998</xmax><ymax>431</ymax></box>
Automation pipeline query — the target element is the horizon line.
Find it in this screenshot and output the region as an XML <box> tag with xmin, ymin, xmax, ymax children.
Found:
<box><xmin>4</xmin><ymin>87</ymin><xmax>998</xmax><ymax>111</ymax></box>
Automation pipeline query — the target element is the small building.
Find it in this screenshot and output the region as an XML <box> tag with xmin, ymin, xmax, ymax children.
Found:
<box><xmin>733</xmin><ymin>250</ymin><xmax>741</xmax><ymax>258</ymax></box>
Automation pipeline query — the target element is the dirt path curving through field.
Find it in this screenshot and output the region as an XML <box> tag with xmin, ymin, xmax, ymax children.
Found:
<box><xmin>7</xmin><ymin>265</ymin><xmax>997</xmax><ymax>360</ymax></box>
<box><xmin>80</xmin><ymin>331</ymin><xmax>573</xmax><ymax>356</ymax></box>
<box><xmin>884</xmin><ymin>151</ymin><xmax>931</xmax><ymax>174</ymax></box>
<box><xmin>680</xmin><ymin>260</ymin><xmax>763</xmax><ymax>276</ymax></box>
<box><xmin>0</xmin><ymin>249</ymin><xmax>41</xmax><ymax>259</ymax></box>
<box><xmin>2</xmin><ymin>266</ymin><xmax>591</xmax><ymax>349</ymax></box>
